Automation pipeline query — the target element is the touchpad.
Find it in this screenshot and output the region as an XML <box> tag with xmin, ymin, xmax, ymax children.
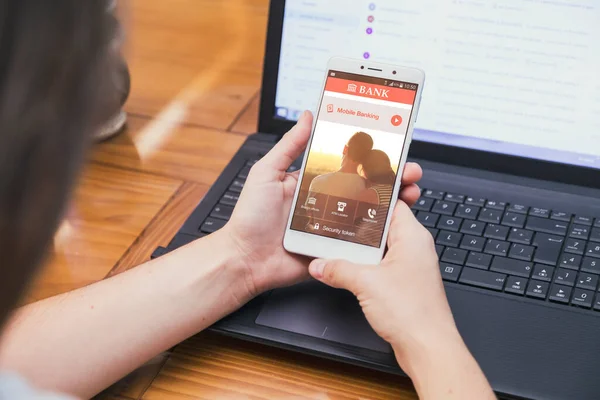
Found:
<box><xmin>255</xmin><ymin>281</ymin><xmax>391</xmax><ymax>353</ymax></box>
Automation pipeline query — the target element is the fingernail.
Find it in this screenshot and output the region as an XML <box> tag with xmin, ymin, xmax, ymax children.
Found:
<box><xmin>310</xmin><ymin>259</ymin><xmax>326</xmax><ymax>279</ymax></box>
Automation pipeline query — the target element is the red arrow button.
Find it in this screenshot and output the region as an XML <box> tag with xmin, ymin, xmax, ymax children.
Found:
<box><xmin>391</xmin><ymin>115</ymin><xmax>403</xmax><ymax>127</ymax></box>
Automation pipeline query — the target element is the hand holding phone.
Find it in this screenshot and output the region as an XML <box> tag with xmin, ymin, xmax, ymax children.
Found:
<box><xmin>284</xmin><ymin>57</ymin><xmax>425</xmax><ymax>265</ymax></box>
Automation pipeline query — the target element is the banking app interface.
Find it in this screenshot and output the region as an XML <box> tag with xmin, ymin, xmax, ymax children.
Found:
<box><xmin>291</xmin><ymin>71</ymin><xmax>418</xmax><ymax>248</ymax></box>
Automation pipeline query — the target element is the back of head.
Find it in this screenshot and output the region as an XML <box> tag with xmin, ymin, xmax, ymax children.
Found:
<box><xmin>363</xmin><ymin>150</ymin><xmax>395</xmax><ymax>185</ymax></box>
<box><xmin>0</xmin><ymin>1</ymin><xmax>116</xmax><ymax>326</ymax></box>
<box><xmin>346</xmin><ymin>132</ymin><xmax>374</xmax><ymax>164</ymax></box>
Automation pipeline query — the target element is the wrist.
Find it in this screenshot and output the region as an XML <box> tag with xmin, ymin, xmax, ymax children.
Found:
<box><xmin>391</xmin><ymin>322</ymin><xmax>466</xmax><ymax>379</ymax></box>
<box><xmin>166</xmin><ymin>230</ymin><xmax>255</xmax><ymax>310</ymax></box>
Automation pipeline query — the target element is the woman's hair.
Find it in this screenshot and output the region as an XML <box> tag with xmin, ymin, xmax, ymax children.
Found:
<box><xmin>362</xmin><ymin>150</ymin><xmax>396</xmax><ymax>185</ymax></box>
<box><xmin>346</xmin><ymin>131</ymin><xmax>374</xmax><ymax>164</ymax></box>
<box><xmin>0</xmin><ymin>1</ymin><xmax>116</xmax><ymax>326</ymax></box>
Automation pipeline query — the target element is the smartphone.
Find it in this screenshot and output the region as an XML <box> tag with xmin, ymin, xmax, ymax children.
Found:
<box><xmin>283</xmin><ymin>57</ymin><xmax>425</xmax><ymax>265</ymax></box>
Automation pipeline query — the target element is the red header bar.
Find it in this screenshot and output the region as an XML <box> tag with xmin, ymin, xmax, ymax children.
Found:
<box><xmin>325</xmin><ymin>77</ymin><xmax>417</xmax><ymax>105</ymax></box>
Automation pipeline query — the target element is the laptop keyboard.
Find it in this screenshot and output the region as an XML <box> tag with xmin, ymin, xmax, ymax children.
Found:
<box><xmin>156</xmin><ymin>156</ymin><xmax>600</xmax><ymax>312</ymax></box>
<box><xmin>415</xmin><ymin>189</ymin><xmax>600</xmax><ymax>311</ymax></box>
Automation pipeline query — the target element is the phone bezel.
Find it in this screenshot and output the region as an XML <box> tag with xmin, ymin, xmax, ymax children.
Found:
<box><xmin>283</xmin><ymin>57</ymin><xmax>425</xmax><ymax>264</ymax></box>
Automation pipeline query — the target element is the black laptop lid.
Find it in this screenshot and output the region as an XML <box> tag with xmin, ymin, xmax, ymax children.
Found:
<box><xmin>258</xmin><ymin>0</ymin><xmax>600</xmax><ymax>189</ymax></box>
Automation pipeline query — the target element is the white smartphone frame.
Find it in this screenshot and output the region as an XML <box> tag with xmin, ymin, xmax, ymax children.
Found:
<box><xmin>283</xmin><ymin>57</ymin><xmax>425</xmax><ymax>265</ymax></box>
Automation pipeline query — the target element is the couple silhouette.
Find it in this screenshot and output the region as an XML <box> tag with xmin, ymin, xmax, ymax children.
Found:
<box><xmin>308</xmin><ymin>132</ymin><xmax>396</xmax><ymax>246</ymax></box>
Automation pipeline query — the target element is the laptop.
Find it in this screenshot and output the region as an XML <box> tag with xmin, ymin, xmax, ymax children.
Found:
<box><xmin>152</xmin><ymin>1</ymin><xmax>600</xmax><ymax>399</ymax></box>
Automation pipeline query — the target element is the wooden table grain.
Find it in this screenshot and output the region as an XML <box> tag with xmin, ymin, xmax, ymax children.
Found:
<box><xmin>27</xmin><ymin>0</ymin><xmax>419</xmax><ymax>398</ymax></box>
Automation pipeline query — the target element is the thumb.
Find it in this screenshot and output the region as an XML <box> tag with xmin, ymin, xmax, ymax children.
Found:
<box><xmin>257</xmin><ymin>111</ymin><xmax>313</xmax><ymax>179</ymax></box>
<box><xmin>309</xmin><ymin>258</ymin><xmax>365</xmax><ymax>293</ymax></box>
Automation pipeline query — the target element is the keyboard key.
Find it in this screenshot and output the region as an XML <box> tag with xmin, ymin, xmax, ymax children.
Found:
<box><xmin>211</xmin><ymin>204</ymin><xmax>234</xmax><ymax>220</ymax></box>
<box><xmin>423</xmin><ymin>189</ymin><xmax>445</xmax><ymax>200</ymax></box>
<box><xmin>442</xmin><ymin>248</ymin><xmax>468</xmax><ymax>265</ymax></box>
<box><xmin>581</xmin><ymin>257</ymin><xmax>600</xmax><ymax>275</ymax></box>
<box><xmin>466</xmin><ymin>252</ymin><xmax>493</xmax><ymax>269</ymax></box>
<box><xmin>436</xmin><ymin>231</ymin><xmax>462</xmax><ymax>247</ymax></box>
<box><xmin>574</xmin><ymin>216</ymin><xmax>593</xmax><ymax>226</ymax></box>
<box><xmin>507</xmin><ymin>204</ymin><xmax>529</xmax><ymax>214</ymax></box>
<box><xmin>238</xmin><ymin>166</ymin><xmax>251</xmax><ymax>179</ymax></box>
<box><xmin>594</xmin><ymin>297</ymin><xmax>600</xmax><ymax>311</ymax></box>
<box><xmin>508</xmin><ymin>228</ymin><xmax>533</xmax><ymax>245</ymax></box>
<box><xmin>564</xmin><ymin>238</ymin><xmax>585</xmax><ymax>255</ymax></box>
<box><xmin>577</xmin><ymin>272</ymin><xmax>599</xmax><ymax>290</ymax></box>
<box><xmin>526</xmin><ymin>280</ymin><xmax>549</xmax><ymax>299</ymax></box>
<box><xmin>571</xmin><ymin>288</ymin><xmax>593</xmax><ymax>308</ymax></box>
<box><xmin>427</xmin><ymin>228</ymin><xmax>439</xmax><ymax>239</ymax></box>
<box><xmin>590</xmin><ymin>228</ymin><xmax>600</xmax><ymax>243</ymax></box>
<box><xmin>221</xmin><ymin>191</ymin><xmax>240</xmax><ymax>206</ymax></box>
<box><xmin>532</xmin><ymin>265</ymin><xmax>554</xmax><ymax>282</ymax></box>
<box><xmin>151</xmin><ymin>247</ymin><xmax>168</xmax><ymax>260</ymax></box>
<box><xmin>509</xmin><ymin>243</ymin><xmax>534</xmax><ymax>261</ymax></box>
<box><xmin>459</xmin><ymin>268</ymin><xmax>507</xmax><ymax>291</ymax></box>
<box><xmin>484</xmin><ymin>239</ymin><xmax>510</xmax><ymax>256</ymax></box>
<box><xmin>229</xmin><ymin>179</ymin><xmax>246</xmax><ymax>193</ymax></box>
<box><xmin>570</xmin><ymin>225</ymin><xmax>590</xmax><ymax>240</ymax></box>
<box><xmin>586</xmin><ymin>243</ymin><xmax>600</xmax><ymax>259</ymax></box>
<box><xmin>525</xmin><ymin>217</ymin><xmax>568</xmax><ymax>236</ymax></box>
<box><xmin>559</xmin><ymin>253</ymin><xmax>582</xmax><ymax>270</ymax></box>
<box><xmin>461</xmin><ymin>221</ymin><xmax>486</xmax><ymax>236</ymax></box>
<box><xmin>460</xmin><ymin>235</ymin><xmax>486</xmax><ymax>252</ymax></box>
<box><xmin>465</xmin><ymin>197</ymin><xmax>486</xmax><ymax>207</ymax></box>
<box><xmin>491</xmin><ymin>257</ymin><xmax>533</xmax><ymax>278</ymax></box>
<box><xmin>554</xmin><ymin>268</ymin><xmax>576</xmax><ymax>286</ymax></box>
<box><xmin>533</xmin><ymin>233</ymin><xmax>564</xmax><ymax>265</ymax></box>
<box><xmin>413</xmin><ymin>198</ymin><xmax>435</xmax><ymax>212</ymax></box>
<box><xmin>484</xmin><ymin>224</ymin><xmax>509</xmax><ymax>240</ymax></box>
<box><xmin>455</xmin><ymin>204</ymin><xmax>480</xmax><ymax>220</ymax></box>
<box><xmin>505</xmin><ymin>276</ymin><xmax>528</xmax><ymax>295</ymax></box>
<box><xmin>502</xmin><ymin>212</ymin><xmax>526</xmax><ymax>228</ymax></box>
<box><xmin>485</xmin><ymin>201</ymin><xmax>507</xmax><ymax>211</ymax></box>
<box><xmin>595</xmin><ymin>219</ymin><xmax>600</xmax><ymax>228</ymax></box>
<box><xmin>200</xmin><ymin>218</ymin><xmax>227</xmax><ymax>234</ymax></box>
<box><xmin>479</xmin><ymin>208</ymin><xmax>502</xmax><ymax>224</ymax></box>
<box><xmin>444</xmin><ymin>193</ymin><xmax>465</xmax><ymax>203</ymax></box>
<box><xmin>416</xmin><ymin>211</ymin><xmax>439</xmax><ymax>228</ymax></box>
<box><xmin>440</xmin><ymin>262</ymin><xmax>462</xmax><ymax>282</ymax></box>
<box><xmin>530</xmin><ymin>208</ymin><xmax>550</xmax><ymax>218</ymax></box>
<box><xmin>550</xmin><ymin>211</ymin><xmax>571</xmax><ymax>222</ymax></box>
<box><xmin>437</xmin><ymin>216</ymin><xmax>462</xmax><ymax>232</ymax></box>
<box><xmin>435</xmin><ymin>245</ymin><xmax>444</xmax><ymax>258</ymax></box>
<box><xmin>432</xmin><ymin>200</ymin><xmax>456</xmax><ymax>216</ymax></box>
<box><xmin>549</xmin><ymin>285</ymin><xmax>572</xmax><ymax>304</ymax></box>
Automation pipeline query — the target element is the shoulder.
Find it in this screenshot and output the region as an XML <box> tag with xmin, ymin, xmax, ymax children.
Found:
<box><xmin>310</xmin><ymin>173</ymin><xmax>332</xmax><ymax>187</ymax></box>
<box><xmin>358</xmin><ymin>187</ymin><xmax>379</xmax><ymax>204</ymax></box>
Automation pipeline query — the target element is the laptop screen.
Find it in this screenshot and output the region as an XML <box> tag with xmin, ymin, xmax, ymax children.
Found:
<box><xmin>274</xmin><ymin>0</ymin><xmax>600</xmax><ymax>170</ymax></box>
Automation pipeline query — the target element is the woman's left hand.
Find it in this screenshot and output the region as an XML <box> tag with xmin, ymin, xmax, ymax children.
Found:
<box><xmin>222</xmin><ymin>111</ymin><xmax>423</xmax><ymax>299</ymax></box>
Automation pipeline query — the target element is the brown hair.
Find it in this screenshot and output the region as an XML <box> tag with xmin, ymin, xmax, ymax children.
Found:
<box><xmin>346</xmin><ymin>131</ymin><xmax>374</xmax><ymax>164</ymax></box>
<box><xmin>0</xmin><ymin>1</ymin><xmax>116</xmax><ymax>326</ymax></box>
<box><xmin>362</xmin><ymin>150</ymin><xmax>396</xmax><ymax>185</ymax></box>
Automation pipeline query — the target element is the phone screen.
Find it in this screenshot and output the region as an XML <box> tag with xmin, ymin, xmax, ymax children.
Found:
<box><xmin>291</xmin><ymin>70</ymin><xmax>419</xmax><ymax>248</ymax></box>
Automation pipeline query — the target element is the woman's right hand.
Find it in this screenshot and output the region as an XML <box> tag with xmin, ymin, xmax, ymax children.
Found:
<box><xmin>309</xmin><ymin>202</ymin><xmax>495</xmax><ymax>398</ymax></box>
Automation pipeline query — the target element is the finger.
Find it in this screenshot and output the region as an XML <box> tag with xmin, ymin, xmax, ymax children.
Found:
<box><xmin>387</xmin><ymin>201</ymin><xmax>422</xmax><ymax>247</ymax></box>
<box><xmin>256</xmin><ymin>111</ymin><xmax>313</xmax><ymax>179</ymax></box>
<box><xmin>399</xmin><ymin>184</ymin><xmax>421</xmax><ymax>207</ymax></box>
<box><xmin>401</xmin><ymin>162</ymin><xmax>423</xmax><ymax>186</ymax></box>
<box><xmin>309</xmin><ymin>258</ymin><xmax>365</xmax><ymax>293</ymax></box>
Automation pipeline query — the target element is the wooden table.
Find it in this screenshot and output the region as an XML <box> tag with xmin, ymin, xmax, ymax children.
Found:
<box><xmin>27</xmin><ymin>1</ymin><xmax>418</xmax><ymax>398</ymax></box>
